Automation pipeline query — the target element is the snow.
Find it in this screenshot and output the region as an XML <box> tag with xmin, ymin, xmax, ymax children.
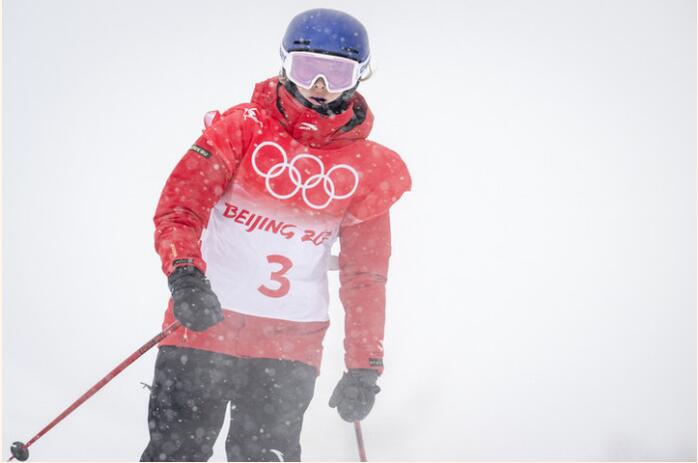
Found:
<box><xmin>3</xmin><ymin>0</ymin><xmax>696</xmax><ymax>461</ymax></box>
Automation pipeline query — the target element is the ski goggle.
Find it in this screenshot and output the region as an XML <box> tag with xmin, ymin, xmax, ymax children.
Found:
<box><xmin>281</xmin><ymin>49</ymin><xmax>370</xmax><ymax>93</ymax></box>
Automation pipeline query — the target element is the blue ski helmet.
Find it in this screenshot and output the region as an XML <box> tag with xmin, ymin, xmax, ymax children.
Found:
<box><xmin>281</xmin><ymin>9</ymin><xmax>370</xmax><ymax>64</ymax></box>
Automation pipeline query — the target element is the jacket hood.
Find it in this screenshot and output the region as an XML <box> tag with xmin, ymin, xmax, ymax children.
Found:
<box><xmin>250</xmin><ymin>77</ymin><xmax>374</xmax><ymax>149</ymax></box>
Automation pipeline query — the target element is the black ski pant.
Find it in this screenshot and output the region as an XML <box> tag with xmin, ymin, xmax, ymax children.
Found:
<box><xmin>140</xmin><ymin>346</ymin><xmax>317</xmax><ymax>462</ymax></box>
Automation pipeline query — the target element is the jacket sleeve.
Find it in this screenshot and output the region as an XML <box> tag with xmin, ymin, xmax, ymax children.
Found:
<box><xmin>343</xmin><ymin>144</ymin><xmax>411</xmax><ymax>226</ymax></box>
<box><xmin>154</xmin><ymin>108</ymin><xmax>251</xmax><ymax>276</ymax></box>
<box><xmin>339</xmin><ymin>211</ymin><xmax>391</xmax><ymax>375</ymax></box>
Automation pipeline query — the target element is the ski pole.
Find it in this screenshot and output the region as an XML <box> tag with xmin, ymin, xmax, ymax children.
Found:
<box><xmin>353</xmin><ymin>421</ymin><xmax>367</xmax><ymax>462</ymax></box>
<box><xmin>8</xmin><ymin>321</ymin><xmax>182</xmax><ymax>461</ymax></box>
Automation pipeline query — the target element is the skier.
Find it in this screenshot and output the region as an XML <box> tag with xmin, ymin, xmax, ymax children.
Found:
<box><xmin>141</xmin><ymin>8</ymin><xmax>411</xmax><ymax>462</ymax></box>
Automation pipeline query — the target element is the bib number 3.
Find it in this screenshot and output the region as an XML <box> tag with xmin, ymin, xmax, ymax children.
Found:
<box><xmin>258</xmin><ymin>255</ymin><xmax>293</xmax><ymax>298</ymax></box>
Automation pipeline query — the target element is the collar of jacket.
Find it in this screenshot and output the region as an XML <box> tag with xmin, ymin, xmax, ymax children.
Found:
<box><xmin>250</xmin><ymin>77</ymin><xmax>374</xmax><ymax>149</ymax></box>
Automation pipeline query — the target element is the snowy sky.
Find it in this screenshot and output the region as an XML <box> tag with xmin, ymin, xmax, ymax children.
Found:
<box><xmin>3</xmin><ymin>0</ymin><xmax>696</xmax><ymax>461</ymax></box>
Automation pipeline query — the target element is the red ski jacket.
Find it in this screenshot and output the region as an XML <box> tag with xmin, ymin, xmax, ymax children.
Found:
<box><xmin>154</xmin><ymin>77</ymin><xmax>410</xmax><ymax>374</ymax></box>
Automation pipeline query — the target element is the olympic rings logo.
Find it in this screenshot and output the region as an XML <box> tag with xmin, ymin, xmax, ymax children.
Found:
<box><xmin>251</xmin><ymin>141</ymin><xmax>359</xmax><ymax>210</ymax></box>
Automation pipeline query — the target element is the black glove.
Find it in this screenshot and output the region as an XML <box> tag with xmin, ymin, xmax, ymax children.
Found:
<box><xmin>168</xmin><ymin>266</ymin><xmax>224</xmax><ymax>331</ymax></box>
<box><xmin>329</xmin><ymin>369</ymin><xmax>381</xmax><ymax>422</ymax></box>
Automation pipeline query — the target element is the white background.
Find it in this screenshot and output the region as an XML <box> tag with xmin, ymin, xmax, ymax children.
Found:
<box><xmin>3</xmin><ymin>0</ymin><xmax>696</xmax><ymax>460</ymax></box>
